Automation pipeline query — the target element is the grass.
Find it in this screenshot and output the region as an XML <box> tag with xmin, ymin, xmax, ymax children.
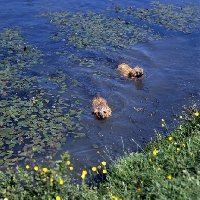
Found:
<box><xmin>0</xmin><ymin>110</ymin><xmax>200</xmax><ymax>199</ymax></box>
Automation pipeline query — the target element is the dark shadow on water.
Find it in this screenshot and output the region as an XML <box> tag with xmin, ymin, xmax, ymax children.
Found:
<box><xmin>134</xmin><ymin>78</ymin><xmax>145</xmax><ymax>90</ymax></box>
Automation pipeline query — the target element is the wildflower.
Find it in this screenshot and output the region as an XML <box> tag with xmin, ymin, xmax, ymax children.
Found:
<box><xmin>82</xmin><ymin>170</ymin><xmax>87</xmax><ymax>175</ymax></box>
<box><xmin>66</xmin><ymin>161</ymin><xmax>70</xmax><ymax>165</ymax></box>
<box><xmin>59</xmin><ymin>179</ymin><xmax>64</xmax><ymax>185</ymax></box>
<box><xmin>180</xmin><ymin>116</ymin><xmax>183</xmax><ymax>119</ymax></box>
<box><xmin>101</xmin><ymin>161</ymin><xmax>106</xmax><ymax>166</ymax></box>
<box><xmin>81</xmin><ymin>170</ymin><xmax>87</xmax><ymax>179</ymax></box>
<box><xmin>161</xmin><ymin>123</ymin><xmax>165</xmax><ymax>127</ymax></box>
<box><xmin>137</xmin><ymin>188</ymin><xmax>141</xmax><ymax>192</ymax></box>
<box><xmin>177</xmin><ymin>148</ymin><xmax>180</xmax><ymax>151</ymax></box>
<box><xmin>137</xmin><ymin>195</ymin><xmax>140</xmax><ymax>198</ymax></box>
<box><xmin>81</xmin><ymin>174</ymin><xmax>86</xmax><ymax>179</ymax></box>
<box><xmin>103</xmin><ymin>169</ymin><xmax>107</xmax><ymax>174</ymax></box>
<box><xmin>43</xmin><ymin>168</ymin><xmax>48</xmax><ymax>173</ymax></box>
<box><xmin>50</xmin><ymin>178</ymin><xmax>54</xmax><ymax>182</ymax></box>
<box><xmin>92</xmin><ymin>167</ymin><xmax>97</xmax><ymax>172</ymax></box>
<box><xmin>4</xmin><ymin>198</ymin><xmax>9</xmax><ymax>200</ymax></box>
<box><xmin>168</xmin><ymin>136</ymin><xmax>173</xmax><ymax>141</ymax></box>
<box><xmin>149</xmin><ymin>158</ymin><xmax>152</xmax><ymax>162</ymax></box>
<box><xmin>195</xmin><ymin>111</ymin><xmax>199</xmax><ymax>116</ymax></box>
<box><xmin>153</xmin><ymin>149</ymin><xmax>159</xmax><ymax>155</ymax></box>
<box><xmin>34</xmin><ymin>166</ymin><xmax>39</xmax><ymax>171</ymax></box>
<box><xmin>182</xmin><ymin>144</ymin><xmax>186</xmax><ymax>147</ymax></box>
<box><xmin>69</xmin><ymin>166</ymin><xmax>74</xmax><ymax>171</ymax></box>
<box><xmin>167</xmin><ymin>175</ymin><xmax>172</xmax><ymax>180</ymax></box>
<box><xmin>161</xmin><ymin>119</ymin><xmax>165</xmax><ymax>122</ymax></box>
<box><xmin>26</xmin><ymin>165</ymin><xmax>30</xmax><ymax>169</ymax></box>
<box><xmin>174</xmin><ymin>142</ymin><xmax>177</xmax><ymax>145</ymax></box>
<box><xmin>112</xmin><ymin>195</ymin><xmax>118</xmax><ymax>200</ymax></box>
<box><xmin>97</xmin><ymin>165</ymin><xmax>101</xmax><ymax>169</ymax></box>
<box><xmin>56</xmin><ymin>196</ymin><xmax>61</xmax><ymax>200</ymax></box>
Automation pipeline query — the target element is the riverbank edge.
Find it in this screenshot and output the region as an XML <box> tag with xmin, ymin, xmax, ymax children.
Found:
<box><xmin>1</xmin><ymin>111</ymin><xmax>200</xmax><ymax>199</ymax></box>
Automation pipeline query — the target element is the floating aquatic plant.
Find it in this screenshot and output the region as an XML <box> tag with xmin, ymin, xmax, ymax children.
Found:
<box><xmin>39</xmin><ymin>1</ymin><xmax>200</xmax><ymax>53</ymax></box>
<box><xmin>119</xmin><ymin>1</ymin><xmax>200</xmax><ymax>33</ymax></box>
<box><xmin>0</xmin><ymin>28</ymin><xmax>84</xmax><ymax>167</ymax></box>
<box><xmin>39</xmin><ymin>10</ymin><xmax>163</xmax><ymax>51</ymax></box>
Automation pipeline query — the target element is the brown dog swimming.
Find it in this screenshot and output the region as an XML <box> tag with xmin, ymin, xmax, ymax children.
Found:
<box><xmin>92</xmin><ymin>96</ymin><xmax>112</xmax><ymax>119</ymax></box>
<box><xmin>117</xmin><ymin>63</ymin><xmax>144</xmax><ymax>78</ymax></box>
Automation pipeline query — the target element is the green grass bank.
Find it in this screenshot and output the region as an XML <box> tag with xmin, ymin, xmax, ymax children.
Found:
<box><xmin>1</xmin><ymin>111</ymin><xmax>200</xmax><ymax>200</ymax></box>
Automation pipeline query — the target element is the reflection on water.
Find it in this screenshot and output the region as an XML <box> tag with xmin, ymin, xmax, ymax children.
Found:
<box><xmin>0</xmin><ymin>0</ymin><xmax>199</xmax><ymax>170</ymax></box>
<box><xmin>134</xmin><ymin>78</ymin><xmax>145</xmax><ymax>90</ymax></box>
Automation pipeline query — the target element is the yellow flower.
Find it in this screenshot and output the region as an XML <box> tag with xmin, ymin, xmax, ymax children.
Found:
<box><xmin>103</xmin><ymin>169</ymin><xmax>107</xmax><ymax>174</ymax></box>
<box><xmin>82</xmin><ymin>170</ymin><xmax>87</xmax><ymax>175</ymax></box>
<box><xmin>195</xmin><ymin>111</ymin><xmax>199</xmax><ymax>116</ymax></box>
<box><xmin>167</xmin><ymin>175</ymin><xmax>172</xmax><ymax>180</ymax></box>
<box><xmin>137</xmin><ymin>188</ymin><xmax>141</xmax><ymax>192</ymax></box>
<box><xmin>177</xmin><ymin>148</ymin><xmax>180</xmax><ymax>151</ymax></box>
<box><xmin>69</xmin><ymin>166</ymin><xmax>74</xmax><ymax>171</ymax></box>
<box><xmin>112</xmin><ymin>196</ymin><xmax>118</xmax><ymax>200</ymax></box>
<box><xmin>4</xmin><ymin>198</ymin><xmax>9</xmax><ymax>200</ymax></box>
<box><xmin>174</xmin><ymin>142</ymin><xmax>177</xmax><ymax>145</ymax></box>
<box><xmin>153</xmin><ymin>149</ymin><xmax>159</xmax><ymax>155</ymax></box>
<box><xmin>101</xmin><ymin>161</ymin><xmax>106</xmax><ymax>166</ymax></box>
<box><xmin>66</xmin><ymin>161</ymin><xmax>70</xmax><ymax>165</ymax></box>
<box><xmin>149</xmin><ymin>158</ymin><xmax>152</xmax><ymax>162</ymax></box>
<box><xmin>161</xmin><ymin>123</ymin><xmax>165</xmax><ymax>127</ymax></box>
<box><xmin>180</xmin><ymin>116</ymin><xmax>183</xmax><ymax>119</ymax></box>
<box><xmin>92</xmin><ymin>167</ymin><xmax>97</xmax><ymax>172</ymax></box>
<box><xmin>97</xmin><ymin>165</ymin><xmax>101</xmax><ymax>169</ymax></box>
<box><xmin>43</xmin><ymin>168</ymin><xmax>48</xmax><ymax>173</ymax></box>
<box><xmin>34</xmin><ymin>166</ymin><xmax>39</xmax><ymax>171</ymax></box>
<box><xmin>81</xmin><ymin>174</ymin><xmax>86</xmax><ymax>179</ymax></box>
<box><xmin>161</xmin><ymin>119</ymin><xmax>165</xmax><ymax>122</ymax></box>
<box><xmin>50</xmin><ymin>178</ymin><xmax>54</xmax><ymax>182</ymax></box>
<box><xmin>182</xmin><ymin>144</ymin><xmax>186</xmax><ymax>147</ymax></box>
<box><xmin>168</xmin><ymin>136</ymin><xmax>173</xmax><ymax>141</ymax></box>
<box><xmin>26</xmin><ymin>165</ymin><xmax>30</xmax><ymax>169</ymax></box>
<box><xmin>59</xmin><ymin>179</ymin><xmax>64</xmax><ymax>185</ymax></box>
<box><xmin>56</xmin><ymin>196</ymin><xmax>61</xmax><ymax>200</ymax></box>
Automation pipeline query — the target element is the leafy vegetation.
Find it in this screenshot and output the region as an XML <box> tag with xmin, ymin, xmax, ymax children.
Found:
<box><xmin>1</xmin><ymin>110</ymin><xmax>200</xmax><ymax>199</ymax></box>
<box><xmin>0</xmin><ymin>28</ymin><xmax>84</xmax><ymax>167</ymax></box>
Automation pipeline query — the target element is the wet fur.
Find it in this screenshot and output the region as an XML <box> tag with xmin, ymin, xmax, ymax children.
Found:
<box><xmin>92</xmin><ymin>96</ymin><xmax>112</xmax><ymax>119</ymax></box>
<box><xmin>117</xmin><ymin>63</ymin><xmax>144</xmax><ymax>78</ymax></box>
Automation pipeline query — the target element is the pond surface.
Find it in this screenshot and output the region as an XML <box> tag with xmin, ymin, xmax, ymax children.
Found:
<box><xmin>0</xmin><ymin>0</ymin><xmax>200</xmax><ymax>174</ymax></box>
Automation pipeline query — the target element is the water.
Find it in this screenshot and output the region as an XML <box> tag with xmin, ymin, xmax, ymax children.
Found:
<box><xmin>0</xmin><ymin>0</ymin><xmax>200</xmax><ymax>172</ymax></box>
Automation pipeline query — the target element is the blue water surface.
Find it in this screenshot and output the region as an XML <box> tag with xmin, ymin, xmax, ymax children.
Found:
<box><xmin>0</xmin><ymin>0</ymin><xmax>200</xmax><ymax>174</ymax></box>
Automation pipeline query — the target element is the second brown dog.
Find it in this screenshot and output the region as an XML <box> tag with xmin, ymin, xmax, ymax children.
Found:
<box><xmin>92</xmin><ymin>96</ymin><xmax>112</xmax><ymax>120</ymax></box>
